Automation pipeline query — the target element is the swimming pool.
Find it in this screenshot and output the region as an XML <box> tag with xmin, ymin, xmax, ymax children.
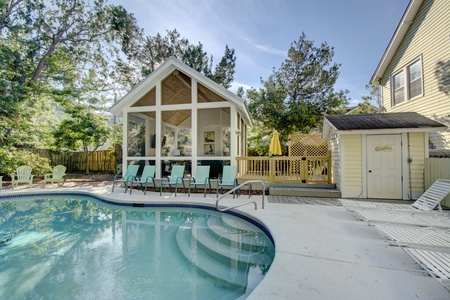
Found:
<box><xmin>0</xmin><ymin>193</ymin><xmax>274</xmax><ymax>299</ymax></box>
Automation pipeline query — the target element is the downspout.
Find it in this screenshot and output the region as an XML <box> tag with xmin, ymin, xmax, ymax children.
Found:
<box><xmin>407</xmin><ymin>133</ymin><xmax>413</xmax><ymax>200</ymax></box>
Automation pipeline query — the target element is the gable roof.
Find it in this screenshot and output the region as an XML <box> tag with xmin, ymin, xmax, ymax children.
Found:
<box><xmin>110</xmin><ymin>57</ymin><xmax>252</xmax><ymax>126</ymax></box>
<box><xmin>370</xmin><ymin>0</ymin><xmax>423</xmax><ymax>84</ymax></box>
<box><xmin>323</xmin><ymin>112</ymin><xmax>446</xmax><ymax>137</ymax></box>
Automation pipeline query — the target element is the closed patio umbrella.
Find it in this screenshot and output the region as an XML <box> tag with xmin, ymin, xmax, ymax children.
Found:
<box><xmin>269</xmin><ymin>130</ymin><xmax>282</xmax><ymax>156</ymax></box>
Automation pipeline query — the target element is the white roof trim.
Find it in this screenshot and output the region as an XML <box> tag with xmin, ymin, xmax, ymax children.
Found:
<box><xmin>330</xmin><ymin>127</ymin><xmax>444</xmax><ymax>135</ymax></box>
<box><xmin>110</xmin><ymin>57</ymin><xmax>253</xmax><ymax>126</ymax></box>
<box><xmin>370</xmin><ymin>0</ymin><xmax>423</xmax><ymax>84</ymax></box>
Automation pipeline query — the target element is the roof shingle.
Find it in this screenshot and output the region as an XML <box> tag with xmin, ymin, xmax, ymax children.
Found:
<box><xmin>324</xmin><ymin>112</ymin><xmax>446</xmax><ymax>131</ymax></box>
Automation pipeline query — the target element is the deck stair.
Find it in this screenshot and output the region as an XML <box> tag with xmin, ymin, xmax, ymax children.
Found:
<box><xmin>175</xmin><ymin>215</ymin><xmax>274</xmax><ymax>291</ymax></box>
<box><xmin>269</xmin><ymin>183</ymin><xmax>341</xmax><ymax>198</ymax></box>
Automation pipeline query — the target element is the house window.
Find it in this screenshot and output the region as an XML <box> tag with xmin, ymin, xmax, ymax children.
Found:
<box><xmin>391</xmin><ymin>58</ymin><xmax>423</xmax><ymax>106</ymax></box>
<box><xmin>393</xmin><ymin>71</ymin><xmax>405</xmax><ymax>106</ymax></box>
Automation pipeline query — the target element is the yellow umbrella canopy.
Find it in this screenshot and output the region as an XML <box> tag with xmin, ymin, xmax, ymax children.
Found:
<box><xmin>269</xmin><ymin>130</ymin><xmax>282</xmax><ymax>156</ymax></box>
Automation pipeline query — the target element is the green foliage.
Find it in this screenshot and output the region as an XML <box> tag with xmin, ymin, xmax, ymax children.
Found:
<box><xmin>247</xmin><ymin>33</ymin><xmax>348</xmax><ymax>145</ymax></box>
<box><xmin>127</xmin><ymin>120</ymin><xmax>146</xmax><ymax>157</ymax></box>
<box><xmin>0</xmin><ymin>0</ymin><xmax>140</xmax><ymax>150</ymax></box>
<box><xmin>361</xmin><ymin>84</ymin><xmax>384</xmax><ymax>112</ymax></box>
<box><xmin>0</xmin><ymin>147</ymin><xmax>51</xmax><ymax>176</ymax></box>
<box><xmin>115</xmin><ymin>29</ymin><xmax>237</xmax><ymax>90</ymax></box>
<box><xmin>53</xmin><ymin>105</ymin><xmax>109</xmax><ymax>174</ymax></box>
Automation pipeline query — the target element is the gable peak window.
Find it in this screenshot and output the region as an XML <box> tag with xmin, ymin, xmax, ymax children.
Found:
<box><xmin>391</xmin><ymin>57</ymin><xmax>423</xmax><ymax>107</ymax></box>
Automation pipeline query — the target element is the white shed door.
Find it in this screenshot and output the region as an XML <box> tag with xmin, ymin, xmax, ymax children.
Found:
<box><xmin>367</xmin><ymin>135</ymin><xmax>402</xmax><ymax>199</ymax></box>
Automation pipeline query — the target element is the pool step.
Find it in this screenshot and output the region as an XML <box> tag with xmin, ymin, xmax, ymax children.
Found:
<box><xmin>192</xmin><ymin>217</ymin><xmax>272</xmax><ymax>265</ymax></box>
<box><xmin>175</xmin><ymin>220</ymin><xmax>249</xmax><ymax>289</ymax></box>
<box><xmin>175</xmin><ymin>215</ymin><xmax>274</xmax><ymax>291</ymax></box>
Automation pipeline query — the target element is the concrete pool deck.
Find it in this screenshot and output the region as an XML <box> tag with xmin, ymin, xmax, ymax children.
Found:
<box><xmin>2</xmin><ymin>184</ymin><xmax>449</xmax><ymax>299</ymax></box>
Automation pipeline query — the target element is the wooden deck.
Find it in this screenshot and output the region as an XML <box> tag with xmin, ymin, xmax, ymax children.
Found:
<box><xmin>268</xmin><ymin>195</ymin><xmax>341</xmax><ymax>206</ymax></box>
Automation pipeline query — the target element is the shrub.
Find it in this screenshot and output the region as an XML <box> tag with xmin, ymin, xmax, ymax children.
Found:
<box><xmin>0</xmin><ymin>147</ymin><xmax>52</xmax><ymax>177</ymax></box>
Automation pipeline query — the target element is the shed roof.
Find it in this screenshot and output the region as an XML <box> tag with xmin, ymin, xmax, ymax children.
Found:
<box><xmin>323</xmin><ymin>112</ymin><xmax>446</xmax><ymax>136</ymax></box>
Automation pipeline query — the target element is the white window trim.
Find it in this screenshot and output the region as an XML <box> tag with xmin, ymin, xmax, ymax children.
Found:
<box><xmin>390</xmin><ymin>56</ymin><xmax>423</xmax><ymax>107</ymax></box>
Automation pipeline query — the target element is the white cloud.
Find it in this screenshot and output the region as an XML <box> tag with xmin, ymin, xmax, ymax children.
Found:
<box><xmin>244</xmin><ymin>37</ymin><xmax>286</xmax><ymax>57</ymax></box>
<box><xmin>229</xmin><ymin>81</ymin><xmax>254</xmax><ymax>94</ymax></box>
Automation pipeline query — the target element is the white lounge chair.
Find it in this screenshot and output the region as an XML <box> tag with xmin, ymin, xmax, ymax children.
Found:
<box><xmin>354</xmin><ymin>209</ymin><xmax>450</xmax><ymax>228</ymax></box>
<box><xmin>341</xmin><ymin>179</ymin><xmax>450</xmax><ymax>212</ymax></box>
<box><xmin>374</xmin><ymin>225</ymin><xmax>450</xmax><ymax>250</ymax></box>
<box><xmin>403</xmin><ymin>248</ymin><xmax>450</xmax><ymax>290</ymax></box>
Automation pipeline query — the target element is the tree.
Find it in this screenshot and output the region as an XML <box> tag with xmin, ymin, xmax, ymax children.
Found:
<box><xmin>53</xmin><ymin>105</ymin><xmax>110</xmax><ymax>174</ymax></box>
<box><xmin>247</xmin><ymin>33</ymin><xmax>348</xmax><ymax>143</ymax></box>
<box><xmin>0</xmin><ymin>0</ymin><xmax>140</xmax><ymax>149</ymax></box>
<box><xmin>360</xmin><ymin>84</ymin><xmax>384</xmax><ymax>112</ymax></box>
<box><xmin>115</xmin><ymin>29</ymin><xmax>237</xmax><ymax>90</ymax></box>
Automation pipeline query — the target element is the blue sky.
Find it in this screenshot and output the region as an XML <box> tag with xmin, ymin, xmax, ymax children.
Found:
<box><xmin>112</xmin><ymin>0</ymin><xmax>410</xmax><ymax>106</ymax></box>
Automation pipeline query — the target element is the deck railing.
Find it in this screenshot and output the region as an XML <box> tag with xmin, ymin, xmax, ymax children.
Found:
<box><xmin>236</xmin><ymin>155</ymin><xmax>331</xmax><ymax>183</ymax></box>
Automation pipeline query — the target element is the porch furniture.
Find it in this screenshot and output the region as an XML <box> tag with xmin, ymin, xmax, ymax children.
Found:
<box><xmin>188</xmin><ymin>165</ymin><xmax>211</xmax><ymax>197</ymax></box>
<box><xmin>129</xmin><ymin>165</ymin><xmax>156</xmax><ymax>195</ymax></box>
<box><xmin>216</xmin><ymin>166</ymin><xmax>238</xmax><ymax>198</ymax></box>
<box><xmin>374</xmin><ymin>225</ymin><xmax>450</xmax><ymax>249</ymax></box>
<box><xmin>198</xmin><ymin>160</ymin><xmax>221</xmax><ymax>179</ymax></box>
<box><xmin>11</xmin><ymin>165</ymin><xmax>34</xmax><ymax>189</ymax></box>
<box><xmin>43</xmin><ymin>165</ymin><xmax>67</xmax><ymax>187</ymax></box>
<box><xmin>115</xmin><ymin>163</ymin><xmax>123</xmax><ymax>175</ymax></box>
<box><xmin>159</xmin><ymin>165</ymin><xmax>185</xmax><ymax>196</ymax></box>
<box><xmin>341</xmin><ymin>179</ymin><xmax>450</xmax><ymax>212</ymax></box>
<box><xmin>404</xmin><ymin>249</ymin><xmax>450</xmax><ymax>290</ymax></box>
<box><xmin>112</xmin><ymin>164</ymin><xmax>139</xmax><ymax>193</ymax></box>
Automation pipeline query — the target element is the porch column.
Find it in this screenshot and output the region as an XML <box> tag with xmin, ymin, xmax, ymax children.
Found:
<box><xmin>191</xmin><ymin>79</ymin><xmax>198</xmax><ymax>176</ymax></box>
<box><xmin>230</xmin><ymin>106</ymin><xmax>237</xmax><ymax>166</ymax></box>
<box><xmin>155</xmin><ymin>81</ymin><xmax>162</xmax><ymax>177</ymax></box>
<box><xmin>121</xmin><ymin>110</ymin><xmax>128</xmax><ymax>174</ymax></box>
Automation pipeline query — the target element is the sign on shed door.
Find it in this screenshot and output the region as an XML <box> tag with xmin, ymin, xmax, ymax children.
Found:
<box><xmin>367</xmin><ymin>135</ymin><xmax>402</xmax><ymax>199</ymax></box>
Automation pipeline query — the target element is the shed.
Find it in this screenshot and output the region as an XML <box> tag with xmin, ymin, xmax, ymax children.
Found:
<box><xmin>322</xmin><ymin>112</ymin><xmax>446</xmax><ymax>200</ymax></box>
<box><xmin>110</xmin><ymin>57</ymin><xmax>252</xmax><ymax>178</ymax></box>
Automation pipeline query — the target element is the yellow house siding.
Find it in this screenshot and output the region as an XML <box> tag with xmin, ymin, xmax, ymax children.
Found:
<box><xmin>343</xmin><ymin>135</ymin><xmax>362</xmax><ymax>193</ymax></box>
<box><xmin>406</xmin><ymin>132</ymin><xmax>426</xmax><ymax>195</ymax></box>
<box><xmin>380</xmin><ymin>0</ymin><xmax>450</xmax><ymax>150</ymax></box>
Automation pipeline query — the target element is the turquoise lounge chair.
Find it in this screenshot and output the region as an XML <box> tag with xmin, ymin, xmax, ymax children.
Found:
<box><xmin>188</xmin><ymin>165</ymin><xmax>211</xmax><ymax>197</ymax></box>
<box><xmin>112</xmin><ymin>164</ymin><xmax>139</xmax><ymax>193</ymax></box>
<box><xmin>159</xmin><ymin>165</ymin><xmax>185</xmax><ymax>196</ymax></box>
<box><xmin>11</xmin><ymin>165</ymin><xmax>34</xmax><ymax>189</ymax></box>
<box><xmin>129</xmin><ymin>165</ymin><xmax>156</xmax><ymax>195</ymax></box>
<box><xmin>216</xmin><ymin>166</ymin><xmax>238</xmax><ymax>198</ymax></box>
<box><xmin>43</xmin><ymin>165</ymin><xmax>67</xmax><ymax>187</ymax></box>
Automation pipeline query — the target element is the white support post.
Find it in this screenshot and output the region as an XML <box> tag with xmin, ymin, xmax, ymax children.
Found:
<box><xmin>155</xmin><ymin>81</ymin><xmax>162</xmax><ymax>177</ymax></box>
<box><xmin>122</xmin><ymin>111</ymin><xmax>128</xmax><ymax>174</ymax></box>
<box><xmin>191</xmin><ymin>79</ymin><xmax>198</xmax><ymax>176</ymax></box>
<box><xmin>230</xmin><ymin>106</ymin><xmax>237</xmax><ymax>166</ymax></box>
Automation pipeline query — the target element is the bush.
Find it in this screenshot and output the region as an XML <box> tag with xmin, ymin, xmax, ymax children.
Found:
<box><xmin>0</xmin><ymin>148</ymin><xmax>52</xmax><ymax>177</ymax></box>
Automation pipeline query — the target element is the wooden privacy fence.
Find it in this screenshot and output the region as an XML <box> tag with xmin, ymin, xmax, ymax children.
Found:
<box><xmin>424</xmin><ymin>158</ymin><xmax>450</xmax><ymax>207</ymax></box>
<box><xmin>236</xmin><ymin>155</ymin><xmax>331</xmax><ymax>183</ymax></box>
<box><xmin>31</xmin><ymin>149</ymin><xmax>117</xmax><ymax>172</ymax></box>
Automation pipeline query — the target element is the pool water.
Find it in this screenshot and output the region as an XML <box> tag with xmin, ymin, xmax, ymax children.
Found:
<box><xmin>0</xmin><ymin>194</ymin><xmax>274</xmax><ymax>299</ymax></box>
